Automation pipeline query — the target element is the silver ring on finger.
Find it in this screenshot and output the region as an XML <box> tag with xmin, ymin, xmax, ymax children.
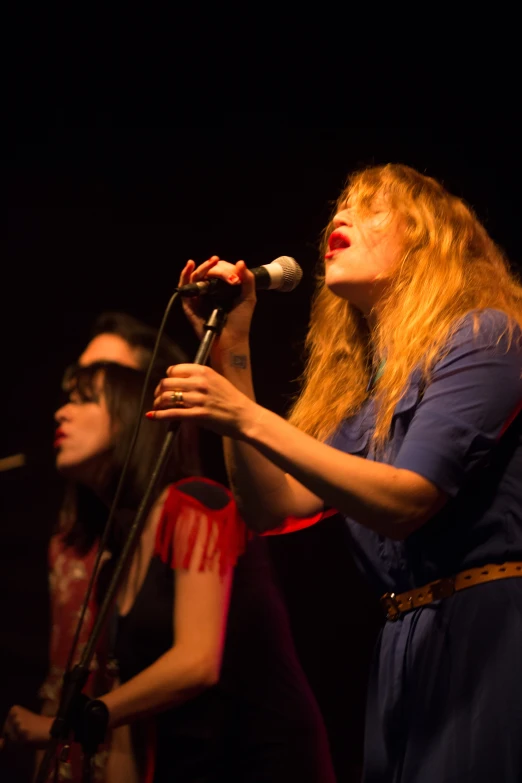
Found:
<box><xmin>169</xmin><ymin>390</ymin><xmax>185</xmax><ymax>408</ymax></box>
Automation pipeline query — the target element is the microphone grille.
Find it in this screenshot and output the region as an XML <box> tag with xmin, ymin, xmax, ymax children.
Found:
<box><xmin>273</xmin><ymin>256</ymin><xmax>303</xmax><ymax>292</ymax></box>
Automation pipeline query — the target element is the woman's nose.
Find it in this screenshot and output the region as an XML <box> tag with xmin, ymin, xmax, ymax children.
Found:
<box><xmin>54</xmin><ymin>404</ymin><xmax>70</xmax><ymax>424</ymax></box>
<box><xmin>332</xmin><ymin>208</ymin><xmax>355</xmax><ymax>229</ymax></box>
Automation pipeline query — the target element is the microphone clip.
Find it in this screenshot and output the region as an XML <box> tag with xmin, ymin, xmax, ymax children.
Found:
<box><xmin>177</xmin><ymin>279</ymin><xmax>242</xmax><ymax>314</ymax></box>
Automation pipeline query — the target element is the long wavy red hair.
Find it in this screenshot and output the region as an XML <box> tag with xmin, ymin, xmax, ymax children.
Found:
<box><xmin>289</xmin><ymin>164</ymin><xmax>522</xmax><ymax>445</ymax></box>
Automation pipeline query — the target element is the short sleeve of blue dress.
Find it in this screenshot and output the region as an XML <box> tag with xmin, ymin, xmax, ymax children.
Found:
<box><xmin>330</xmin><ymin>309</ymin><xmax>522</xmax><ymax>594</ymax></box>
<box><xmin>393</xmin><ymin>309</ymin><xmax>522</xmax><ymax>496</ymax></box>
<box><xmin>334</xmin><ymin>310</ymin><xmax>522</xmax><ymax>783</ymax></box>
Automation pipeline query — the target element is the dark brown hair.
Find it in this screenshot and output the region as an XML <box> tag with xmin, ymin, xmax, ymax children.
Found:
<box><xmin>61</xmin><ymin>314</ymin><xmax>200</xmax><ymax>554</ymax></box>
<box><xmin>89</xmin><ymin>311</ymin><xmax>188</xmax><ymax>372</ymax></box>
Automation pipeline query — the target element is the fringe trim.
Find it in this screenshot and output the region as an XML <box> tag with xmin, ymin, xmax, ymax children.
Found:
<box><xmin>154</xmin><ymin>481</ymin><xmax>247</xmax><ymax>577</ymax></box>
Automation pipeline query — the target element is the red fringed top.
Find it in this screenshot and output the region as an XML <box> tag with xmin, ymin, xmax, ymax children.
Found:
<box><xmin>153</xmin><ymin>478</ymin><xmax>248</xmax><ymax>576</ymax></box>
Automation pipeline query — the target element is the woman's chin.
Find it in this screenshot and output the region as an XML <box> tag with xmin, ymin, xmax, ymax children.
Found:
<box><xmin>326</xmin><ymin>277</ymin><xmax>359</xmax><ymax>302</ymax></box>
<box><xmin>55</xmin><ymin>453</ymin><xmax>89</xmax><ymax>481</ymax></box>
<box><xmin>55</xmin><ymin>455</ymin><xmax>110</xmax><ymax>495</ymax></box>
<box><xmin>324</xmin><ymin>276</ymin><xmax>377</xmax><ymax>315</ymax></box>
<box><xmin>55</xmin><ymin>459</ymin><xmax>80</xmax><ymax>480</ymax></box>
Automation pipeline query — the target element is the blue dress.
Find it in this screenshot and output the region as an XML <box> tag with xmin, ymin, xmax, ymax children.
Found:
<box><xmin>329</xmin><ymin>310</ymin><xmax>522</xmax><ymax>782</ymax></box>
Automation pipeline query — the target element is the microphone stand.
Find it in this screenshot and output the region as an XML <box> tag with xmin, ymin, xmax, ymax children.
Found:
<box><xmin>36</xmin><ymin>303</ymin><xmax>229</xmax><ymax>783</ymax></box>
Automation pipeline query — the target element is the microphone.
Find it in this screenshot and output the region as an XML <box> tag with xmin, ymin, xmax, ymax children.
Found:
<box><xmin>0</xmin><ymin>453</ymin><xmax>26</xmax><ymax>473</ymax></box>
<box><xmin>177</xmin><ymin>256</ymin><xmax>302</xmax><ymax>297</ymax></box>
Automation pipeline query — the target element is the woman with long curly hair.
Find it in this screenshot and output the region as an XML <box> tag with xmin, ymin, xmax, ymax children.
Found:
<box><xmin>150</xmin><ymin>164</ymin><xmax>522</xmax><ymax>782</ymax></box>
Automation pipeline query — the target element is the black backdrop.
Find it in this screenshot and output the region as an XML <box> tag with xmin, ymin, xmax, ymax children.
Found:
<box><xmin>3</xmin><ymin>19</ymin><xmax>522</xmax><ymax>781</ymax></box>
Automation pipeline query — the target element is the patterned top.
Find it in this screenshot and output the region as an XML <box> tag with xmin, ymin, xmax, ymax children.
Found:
<box><xmin>39</xmin><ymin>535</ymin><xmax>112</xmax><ymax>782</ymax></box>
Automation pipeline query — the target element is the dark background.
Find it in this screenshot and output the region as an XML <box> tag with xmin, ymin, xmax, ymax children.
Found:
<box><xmin>2</xmin><ymin>13</ymin><xmax>521</xmax><ymax>782</ymax></box>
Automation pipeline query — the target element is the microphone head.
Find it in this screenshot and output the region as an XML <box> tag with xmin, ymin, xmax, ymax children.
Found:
<box><xmin>270</xmin><ymin>256</ymin><xmax>303</xmax><ymax>292</ymax></box>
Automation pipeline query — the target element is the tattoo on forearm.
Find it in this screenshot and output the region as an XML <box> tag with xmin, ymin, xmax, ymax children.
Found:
<box><xmin>231</xmin><ymin>354</ymin><xmax>248</xmax><ymax>369</ymax></box>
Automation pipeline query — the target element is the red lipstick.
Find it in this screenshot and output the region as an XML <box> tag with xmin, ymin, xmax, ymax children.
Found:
<box><xmin>54</xmin><ymin>429</ymin><xmax>66</xmax><ymax>448</ymax></box>
<box><xmin>325</xmin><ymin>230</ymin><xmax>351</xmax><ymax>259</ymax></box>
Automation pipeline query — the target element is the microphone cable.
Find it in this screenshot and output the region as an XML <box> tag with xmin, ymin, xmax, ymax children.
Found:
<box><xmin>63</xmin><ymin>289</ymin><xmax>180</xmax><ymax>676</ymax></box>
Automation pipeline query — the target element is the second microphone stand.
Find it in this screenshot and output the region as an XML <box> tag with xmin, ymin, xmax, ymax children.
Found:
<box><xmin>36</xmin><ymin>303</ymin><xmax>229</xmax><ymax>783</ymax></box>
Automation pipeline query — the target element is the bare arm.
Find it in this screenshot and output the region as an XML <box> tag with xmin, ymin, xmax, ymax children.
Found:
<box><xmin>173</xmin><ymin>258</ymin><xmax>324</xmax><ymax>528</ymax></box>
<box><xmin>99</xmin><ymin>522</ymin><xmax>232</xmax><ymax>729</ymax></box>
<box><xmin>104</xmin><ymin>681</ymin><xmax>140</xmax><ymax>783</ymax></box>
<box><xmin>237</xmin><ymin>402</ymin><xmax>445</xmax><ymax>537</ymax></box>
<box><xmin>219</xmin><ymin>344</ymin><xmax>325</xmax><ymax>528</ymax></box>
<box><xmin>152</xmin><ymin>363</ymin><xmax>445</xmax><ymax>538</ymax></box>
<box><xmin>105</xmin><ymin>724</ymin><xmax>140</xmax><ymax>783</ymax></box>
<box><xmin>33</xmin><ymin>701</ymin><xmax>56</xmax><ymax>781</ymax></box>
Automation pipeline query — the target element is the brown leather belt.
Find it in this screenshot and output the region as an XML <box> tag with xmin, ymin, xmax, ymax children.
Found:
<box><xmin>380</xmin><ymin>561</ymin><xmax>522</xmax><ymax>621</ymax></box>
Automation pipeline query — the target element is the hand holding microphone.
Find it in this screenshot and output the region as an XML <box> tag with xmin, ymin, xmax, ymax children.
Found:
<box><xmin>178</xmin><ymin>255</ymin><xmax>302</xmax><ymax>345</ymax></box>
<box><xmin>177</xmin><ymin>256</ymin><xmax>256</xmax><ymax>345</ymax></box>
<box><xmin>177</xmin><ymin>256</ymin><xmax>302</xmax><ymax>297</ymax></box>
<box><xmin>150</xmin><ymin>254</ymin><xmax>302</xmax><ymax>432</ymax></box>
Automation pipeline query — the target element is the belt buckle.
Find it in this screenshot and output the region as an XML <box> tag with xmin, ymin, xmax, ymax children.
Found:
<box><xmin>380</xmin><ymin>592</ymin><xmax>401</xmax><ymax>621</ymax></box>
<box><xmin>429</xmin><ymin>577</ymin><xmax>455</xmax><ymax>601</ymax></box>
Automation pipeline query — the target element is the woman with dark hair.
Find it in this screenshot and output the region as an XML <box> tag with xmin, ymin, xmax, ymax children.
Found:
<box><xmin>150</xmin><ymin>164</ymin><xmax>522</xmax><ymax>782</ymax></box>
<box><xmin>1</xmin><ymin>313</ymin><xmax>192</xmax><ymax>782</ymax></box>
<box><xmin>3</xmin><ymin>314</ymin><xmax>336</xmax><ymax>783</ymax></box>
<box><xmin>53</xmin><ymin>359</ymin><xmax>231</xmax><ymax>783</ymax></box>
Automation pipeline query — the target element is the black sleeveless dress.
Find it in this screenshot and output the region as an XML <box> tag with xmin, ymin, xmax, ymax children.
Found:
<box><xmin>115</xmin><ymin>478</ymin><xmax>336</xmax><ymax>783</ymax></box>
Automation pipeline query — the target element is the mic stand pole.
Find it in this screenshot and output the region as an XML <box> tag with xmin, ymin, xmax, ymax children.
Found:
<box><xmin>36</xmin><ymin>304</ymin><xmax>229</xmax><ymax>783</ymax></box>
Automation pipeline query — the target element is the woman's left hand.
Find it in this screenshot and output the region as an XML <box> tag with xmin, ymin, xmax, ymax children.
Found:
<box><xmin>0</xmin><ymin>706</ymin><xmax>53</xmax><ymax>749</ymax></box>
<box><xmin>149</xmin><ymin>364</ymin><xmax>258</xmax><ymax>438</ymax></box>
